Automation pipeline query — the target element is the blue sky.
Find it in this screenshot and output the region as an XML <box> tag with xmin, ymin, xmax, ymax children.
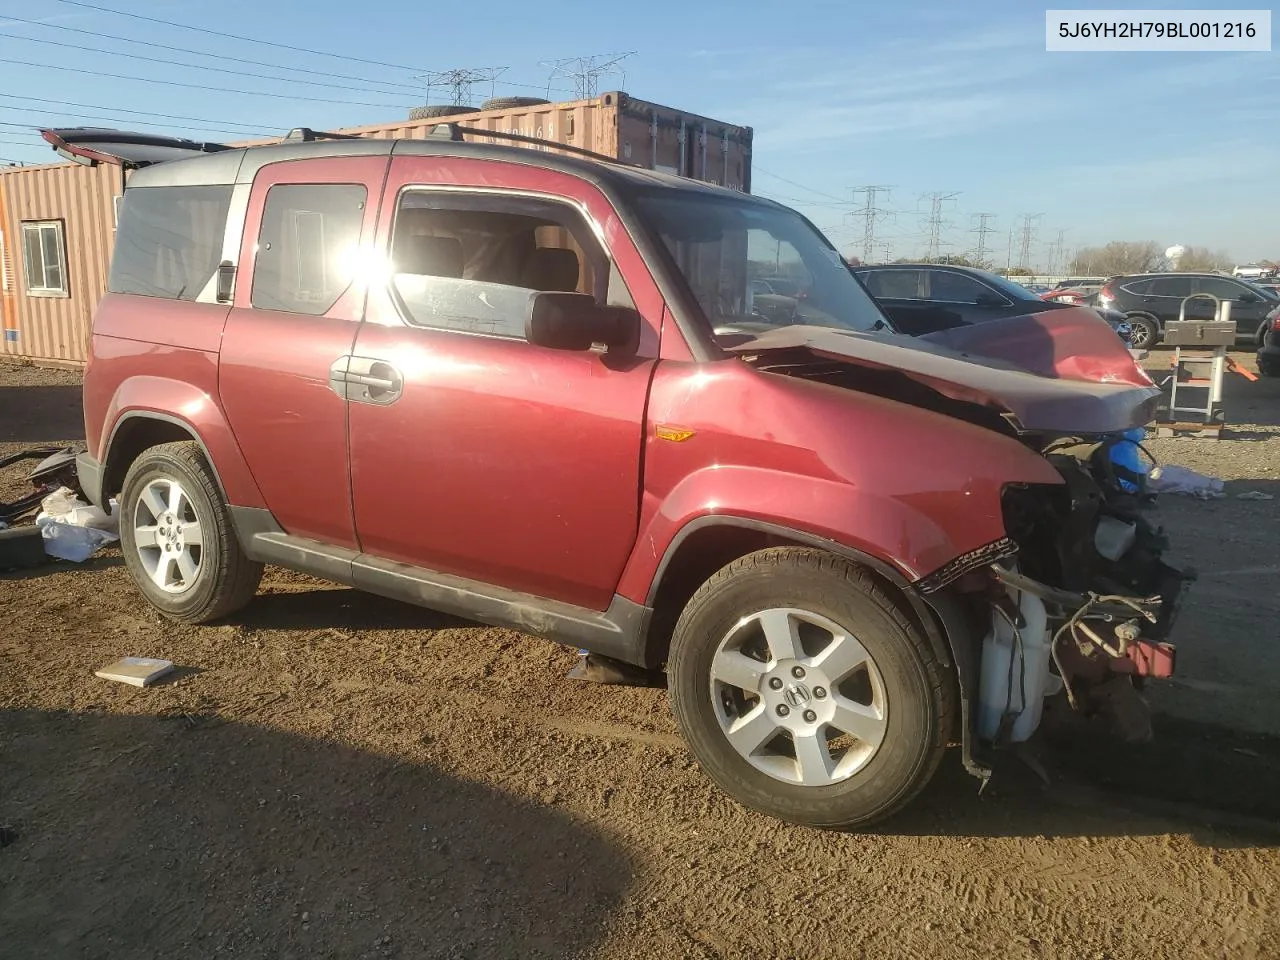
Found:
<box><xmin>0</xmin><ymin>0</ymin><xmax>1275</xmax><ymax>267</ymax></box>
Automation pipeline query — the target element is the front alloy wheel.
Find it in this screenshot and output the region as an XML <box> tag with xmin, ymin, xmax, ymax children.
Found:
<box><xmin>668</xmin><ymin>547</ymin><xmax>955</xmax><ymax>830</ymax></box>
<box><xmin>710</xmin><ymin>608</ymin><xmax>888</xmax><ymax>786</ymax></box>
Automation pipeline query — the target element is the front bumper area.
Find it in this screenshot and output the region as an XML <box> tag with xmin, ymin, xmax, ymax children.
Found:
<box><xmin>991</xmin><ymin>561</ymin><xmax>1190</xmax><ymax>680</ymax></box>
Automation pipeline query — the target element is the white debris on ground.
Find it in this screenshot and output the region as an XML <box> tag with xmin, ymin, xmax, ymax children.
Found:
<box><xmin>35</xmin><ymin>486</ymin><xmax>119</xmax><ymax>562</ymax></box>
<box><xmin>1147</xmin><ymin>464</ymin><xmax>1226</xmax><ymax>499</ymax></box>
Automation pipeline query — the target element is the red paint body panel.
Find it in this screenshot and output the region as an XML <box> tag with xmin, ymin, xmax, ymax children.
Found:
<box><xmin>83</xmin><ymin>296</ymin><xmax>267</xmax><ymax>507</ymax></box>
<box><xmin>614</xmin><ymin>360</ymin><xmax>1064</xmax><ymax>603</ymax></box>
<box><xmin>347</xmin><ymin>156</ymin><xmax>663</xmax><ymax>609</ymax></box>
<box><xmin>218</xmin><ymin>156</ymin><xmax>389</xmax><ymax>548</ymax></box>
<box><xmin>918</xmin><ymin>306</ymin><xmax>1155</xmax><ymax>388</ymax></box>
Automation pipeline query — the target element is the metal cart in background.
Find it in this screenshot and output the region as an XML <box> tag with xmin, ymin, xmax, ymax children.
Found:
<box><xmin>1156</xmin><ymin>294</ymin><xmax>1256</xmax><ymax>439</ymax></box>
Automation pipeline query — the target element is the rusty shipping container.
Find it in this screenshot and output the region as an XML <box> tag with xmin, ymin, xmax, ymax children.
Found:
<box><xmin>340</xmin><ymin>92</ymin><xmax>753</xmax><ymax>192</ymax></box>
<box><xmin>0</xmin><ymin>160</ymin><xmax>122</xmax><ymax>364</ymax></box>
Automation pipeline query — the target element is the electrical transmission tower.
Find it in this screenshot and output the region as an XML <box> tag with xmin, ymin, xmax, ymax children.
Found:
<box><xmin>1017</xmin><ymin>213</ymin><xmax>1044</xmax><ymax>270</ymax></box>
<box><xmin>421</xmin><ymin>67</ymin><xmax>509</xmax><ymax>106</ymax></box>
<box><xmin>848</xmin><ymin>185</ymin><xmax>894</xmax><ymax>264</ymax></box>
<box><xmin>1047</xmin><ymin>228</ymin><xmax>1068</xmax><ymax>274</ymax></box>
<box><xmin>920</xmin><ymin>192</ymin><xmax>960</xmax><ymax>261</ymax></box>
<box><xmin>541</xmin><ymin>52</ymin><xmax>635</xmax><ymax>99</ymax></box>
<box><xmin>970</xmin><ymin>213</ymin><xmax>997</xmax><ymax>268</ymax></box>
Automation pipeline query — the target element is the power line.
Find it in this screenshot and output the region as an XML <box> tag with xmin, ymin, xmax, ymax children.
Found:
<box><xmin>0</xmin><ymin>107</ymin><xmax>268</xmax><ymax>140</ymax></box>
<box><xmin>752</xmin><ymin>166</ymin><xmax>849</xmax><ymax>204</ymax></box>
<box><xmin>0</xmin><ymin>93</ymin><xmax>267</xmax><ymax>132</ymax></box>
<box><xmin>0</xmin><ymin>11</ymin><xmax>426</xmax><ymax>93</ymax></box>
<box><xmin>49</xmin><ymin>0</ymin><xmax>426</xmax><ymax>72</ymax></box>
<box><xmin>0</xmin><ymin>55</ymin><xmax>412</xmax><ymax>110</ymax></box>
<box><xmin>1047</xmin><ymin>227</ymin><xmax>1068</xmax><ymax>274</ymax></box>
<box><xmin>44</xmin><ymin>0</ymin><xmax>574</xmax><ymax>96</ymax></box>
<box><xmin>0</xmin><ymin>31</ymin><xmax>426</xmax><ymax>99</ymax></box>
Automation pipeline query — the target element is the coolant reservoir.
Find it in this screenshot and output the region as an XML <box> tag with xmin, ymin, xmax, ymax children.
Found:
<box><xmin>976</xmin><ymin>583</ymin><xmax>1053</xmax><ymax>744</ymax></box>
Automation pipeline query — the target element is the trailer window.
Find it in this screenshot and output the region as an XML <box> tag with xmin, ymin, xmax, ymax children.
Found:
<box><xmin>109</xmin><ymin>186</ymin><xmax>232</xmax><ymax>300</ymax></box>
<box><xmin>21</xmin><ymin>220</ymin><xmax>68</xmax><ymax>297</ymax></box>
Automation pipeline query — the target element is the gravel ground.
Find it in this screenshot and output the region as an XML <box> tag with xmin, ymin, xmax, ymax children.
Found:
<box><xmin>2</xmin><ymin>354</ymin><xmax>1278</xmax><ymax>960</ymax></box>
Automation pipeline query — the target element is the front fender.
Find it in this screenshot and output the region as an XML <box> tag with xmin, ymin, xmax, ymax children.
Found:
<box><xmin>102</xmin><ymin>375</ymin><xmax>266</xmax><ymax>508</ymax></box>
<box><xmin>616</xmin><ymin>465</ymin><xmax>969</xmax><ymax>604</ymax></box>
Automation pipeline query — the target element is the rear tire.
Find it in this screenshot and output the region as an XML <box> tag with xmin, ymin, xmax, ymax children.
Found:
<box><xmin>667</xmin><ymin>547</ymin><xmax>955</xmax><ymax>829</ymax></box>
<box><xmin>1125</xmin><ymin>314</ymin><xmax>1159</xmax><ymax>350</ymax></box>
<box><xmin>1259</xmin><ymin>356</ymin><xmax>1280</xmax><ymax>378</ymax></box>
<box><xmin>117</xmin><ymin>441</ymin><xmax>262</xmax><ymax>623</ymax></box>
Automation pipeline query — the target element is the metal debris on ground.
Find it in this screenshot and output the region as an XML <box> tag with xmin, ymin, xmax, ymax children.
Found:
<box><xmin>1236</xmin><ymin>491</ymin><xmax>1276</xmax><ymax>501</ymax></box>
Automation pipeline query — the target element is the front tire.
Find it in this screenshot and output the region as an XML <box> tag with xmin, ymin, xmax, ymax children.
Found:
<box><xmin>667</xmin><ymin>547</ymin><xmax>955</xmax><ymax>829</ymax></box>
<box><xmin>117</xmin><ymin>441</ymin><xmax>263</xmax><ymax>623</ymax></box>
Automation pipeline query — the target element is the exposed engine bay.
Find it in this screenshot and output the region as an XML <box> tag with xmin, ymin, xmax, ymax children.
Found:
<box><xmin>731</xmin><ymin>321</ymin><xmax>1194</xmax><ymax>767</ymax></box>
<box><xmin>977</xmin><ymin>435</ymin><xmax>1192</xmax><ymax>747</ymax></box>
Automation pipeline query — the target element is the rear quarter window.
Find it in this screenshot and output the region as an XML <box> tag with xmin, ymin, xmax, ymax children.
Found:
<box><xmin>108</xmin><ymin>185</ymin><xmax>233</xmax><ymax>300</ymax></box>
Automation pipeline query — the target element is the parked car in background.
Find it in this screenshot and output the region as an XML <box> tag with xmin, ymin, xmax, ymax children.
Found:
<box><xmin>1097</xmin><ymin>272</ymin><xmax>1279</xmax><ymax>349</ymax></box>
<box><xmin>1258</xmin><ymin>301</ymin><xmax>1280</xmax><ymax>378</ymax></box>
<box><xmin>1233</xmin><ymin>263</ymin><xmax>1274</xmax><ymax>280</ymax></box>
<box><xmin>851</xmin><ymin>262</ymin><xmax>1133</xmax><ymax>344</ymax></box>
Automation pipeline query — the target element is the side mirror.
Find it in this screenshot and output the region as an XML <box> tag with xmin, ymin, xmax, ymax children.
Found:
<box><xmin>216</xmin><ymin>261</ymin><xmax>235</xmax><ymax>303</ymax></box>
<box><xmin>1238</xmin><ymin>291</ymin><xmax>1260</xmax><ymax>303</ymax></box>
<box><xmin>526</xmin><ymin>291</ymin><xmax>639</xmax><ymax>352</ymax></box>
<box><xmin>974</xmin><ymin>292</ymin><xmax>1004</xmax><ymax>308</ymax></box>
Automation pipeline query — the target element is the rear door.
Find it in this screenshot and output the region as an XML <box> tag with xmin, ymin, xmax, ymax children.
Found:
<box><xmin>218</xmin><ymin>155</ymin><xmax>388</xmax><ymax>549</ymax></box>
<box><xmin>345</xmin><ymin>156</ymin><xmax>664</xmax><ymax>610</ymax></box>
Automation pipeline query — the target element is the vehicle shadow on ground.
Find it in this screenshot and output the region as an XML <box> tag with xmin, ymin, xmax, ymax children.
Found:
<box><xmin>0</xmin><ymin>385</ymin><xmax>86</xmax><ymax>443</ymax></box>
<box><xmin>239</xmin><ymin>584</ymin><xmax>476</xmax><ymax>633</ymax></box>
<box><xmin>0</xmin><ymin>708</ymin><xmax>631</xmax><ymax>959</ymax></box>
<box><xmin>884</xmin><ymin>712</ymin><xmax>1280</xmax><ymax>849</ymax></box>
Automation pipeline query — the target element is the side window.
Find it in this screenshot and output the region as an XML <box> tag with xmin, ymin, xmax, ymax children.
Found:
<box><xmin>924</xmin><ymin>270</ymin><xmax>998</xmax><ymax>304</ymax></box>
<box><xmin>1122</xmin><ymin>278</ymin><xmax>1152</xmax><ymax>295</ymax></box>
<box><xmin>251</xmin><ymin>183</ymin><xmax>367</xmax><ymax>316</ymax></box>
<box><xmin>1148</xmin><ymin>276</ymin><xmax>1193</xmax><ymax>298</ymax></box>
<box><xmin>387</xmin><ymin>191</ymin><xmax>627</xmax><ymax>339</ymax></box>
<box><xmin>109</xmin><ymin>185</ymin><xmax>233</xmax><ymax>300</ymax></box>
<box><xmin>863</xmin><ymin>269</ymin><xmax>922</xmax><ymax>299</ymax></box>
<box><xmin>1195</xmin><ymin>277</ymin><xmax>1249</xmax><ymax>300</ymax></box>
<box><xmin>21</xmin><ymin>220</ymin><xmax>68</xmax><ymax>297</ymax></box>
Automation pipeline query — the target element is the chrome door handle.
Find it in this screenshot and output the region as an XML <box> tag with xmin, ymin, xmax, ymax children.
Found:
<box><xmin>329</xmin><ymin>355</ymin><xmax>403</xmax><ymax>405</ymax></box>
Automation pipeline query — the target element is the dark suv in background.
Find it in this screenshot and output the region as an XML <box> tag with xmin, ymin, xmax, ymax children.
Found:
<box><xmin>851</xmin><ymin>262</ymin><xmax>1133</xmax><ymax>343</ymax></box>
<box><xmin>1097</xmin><ymin>272</ymin><xmax>1278</xmax><ymax>349</ymax></box>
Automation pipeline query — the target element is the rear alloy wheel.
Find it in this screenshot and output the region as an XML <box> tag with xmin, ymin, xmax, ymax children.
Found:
<box><xmin>1125</xmin><ymin>315</ymin><xmax>1159</xmax><ymax>349</ymax></box>
<box><xmin>118</xmin><ymin>441</ymin><xmax>263</xmax><ymax>623</ymax></box>
<box><xmin>668</xmin><ymin>547</ymin><xmax>955</xmax><ymax>829</ymax></box>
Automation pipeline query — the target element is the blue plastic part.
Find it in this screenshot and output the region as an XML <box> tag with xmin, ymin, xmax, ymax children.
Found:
<box><xmin>1108</xmin><ymin>426</ymin><xmax>1149</xmax><ymax>493</ymax></box>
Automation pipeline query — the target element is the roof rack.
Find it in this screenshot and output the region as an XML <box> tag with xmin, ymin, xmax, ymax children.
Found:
<box><xmin>423</xmin><ymin>122</ymin><xmax>639</xmax><ymax>168</ymax></box>
<box><xmin>283</xmin><ymin>127</ymin><xmax>364</xmax><ymax>142</ymax></box>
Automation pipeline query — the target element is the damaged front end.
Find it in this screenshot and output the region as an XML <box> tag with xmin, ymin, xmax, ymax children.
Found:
<box><xmin>966</xmin><ymin>437</ymin><xmax>1194</xmax><ymax>752</ymax></box>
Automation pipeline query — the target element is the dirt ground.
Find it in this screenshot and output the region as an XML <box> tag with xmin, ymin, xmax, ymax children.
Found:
<box><xmin>2</xmin><ymin>355</ymin><xmax>1279</xmax><ymax>960</ymax></box>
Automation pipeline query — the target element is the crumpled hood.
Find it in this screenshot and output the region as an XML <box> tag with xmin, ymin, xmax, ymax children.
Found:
<box><xmin>725</xmin><ymin>309</ymin><xmax>1162</xmax><ymax>435</ymax></box>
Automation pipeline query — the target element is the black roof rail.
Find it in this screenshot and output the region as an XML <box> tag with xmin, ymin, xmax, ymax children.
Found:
<box><xmin>283</xmin><ymin>127</ymin><xmax>364</xmax><ymax>142</ymax></box>
<box><xmin>423</xmin><ymin>122</ymin><xmax>640</xmax><ymax>168</ymax></box>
